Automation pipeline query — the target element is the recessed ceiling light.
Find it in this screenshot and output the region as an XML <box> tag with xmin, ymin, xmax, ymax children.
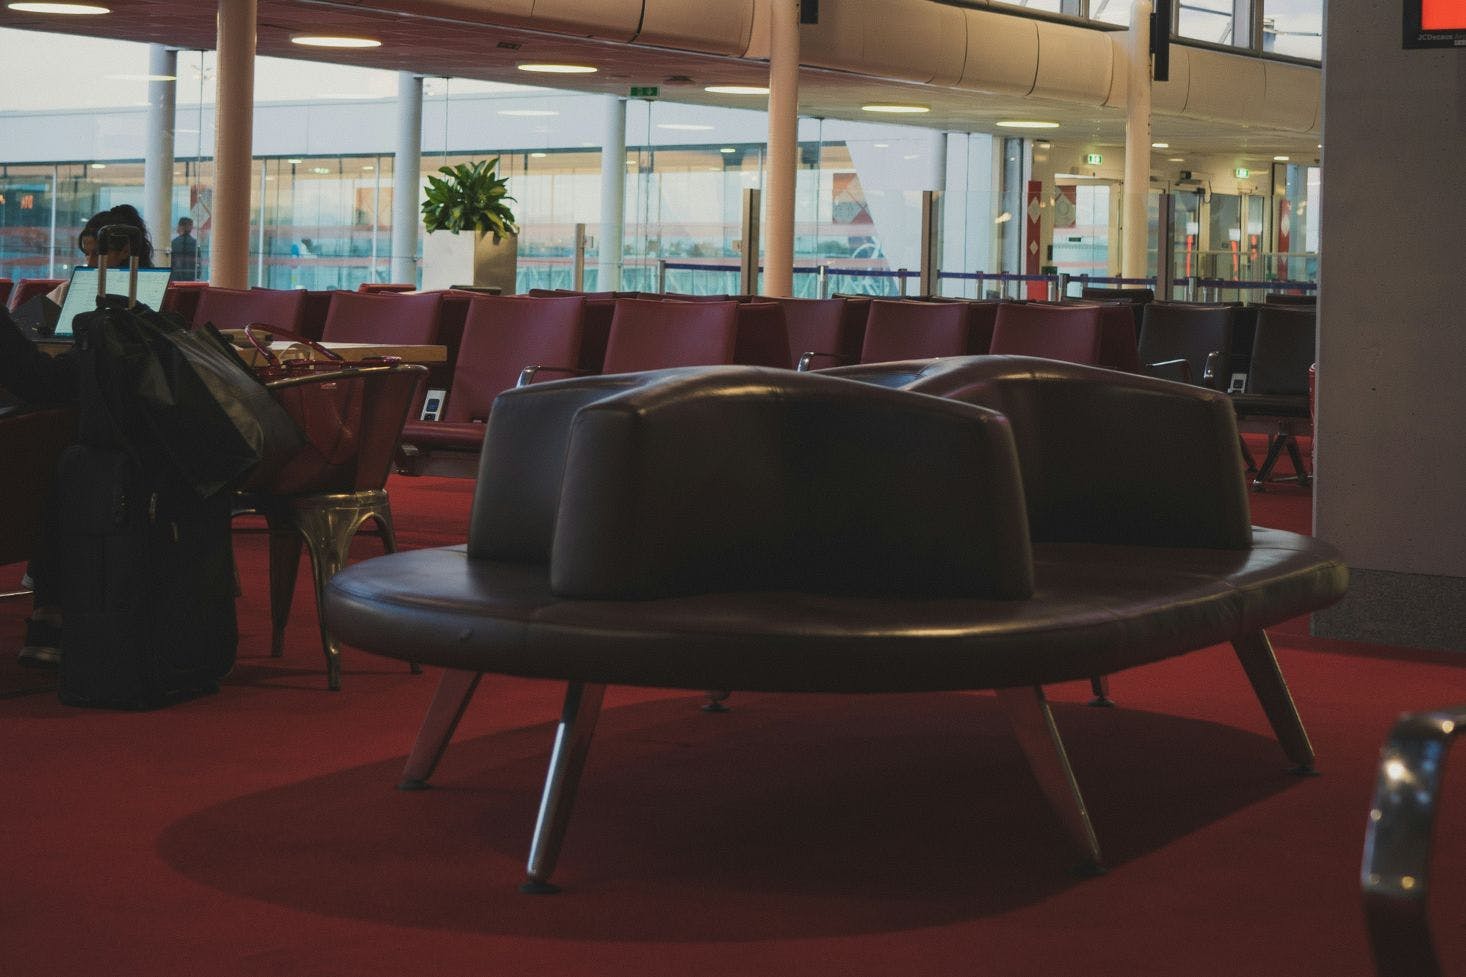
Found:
<box><xmin>530</xmin><ymin>152</ymin><xmax>548</xmax><ymax>158</ymax></box>
<box><xmin>862</xmin><ymin>103</ymin><xmax>929</xmax><ymax>114</ymax></box>
<box><xmin>6</xmin><ymin>2</ymin><xmax>109</xmax><ymax>13</ymax></box>
<box><xmin>657</xmin><ymin>123</ymin><xmax>714</xmax><ymax>131</ymax></box>
<box><xmin>1151</xmin><ymin>142</ymin><xmax>1169</xmax><ymax>149</ymax></box>
<box><xmin>287</xmin><ymin>158</ymin><xmax>303</xmax><ymax>164</ymax></box>
<box><xmin>291</xmin><ymin>35</ymin><xmax>381</xmax><ymax>48</ymax></box>
<box><xmin>719</xmin><ymin>147</ymin><xmax>736</xmax><ymax>154</ymax></box>
<box><xmin>518</xmin><ymin>63</ymin><xmax>597</xmax><ymax>75</ymax></box>
<box><xmin>90</xmin><ymin>162</ymin><xmax>107</xmax><ymax>169</ymax></box>
<box><xmin>996</xmin><ymin>120</ymin><xmax>1060</xmax><ymax>129</ymax></box>
<box><xmin>361</xmin><ymin>164</ymin><xmax>375</xmax><ymax>170</ymax></box>
<box><xmin>1168</xmin><ymin>157</ymin><xmax>1185</xmax><ymax>162</ymax></box>
<box><xmin>1273</xmin><ymin>155</ymin><xmax>1290</xmax><ymax>161</ymax></box>
<box><xmin>498</xmin><ymin>109</ymin><xmax>558</xmax><ymax>117</ymax></box>
<box><xmin>310</xmin><ymin>167</ymin><xmax>331</xmax><ymax>174</ymax></box>
<box><xmin>704</xmin><ymin>85</ymin><xmax>769</xmax><ymax>95</ymax></box>
<box><xmin>873</xmin><ymin>143</ymin><xmax>890</xmax><ymax>149</ymax></box>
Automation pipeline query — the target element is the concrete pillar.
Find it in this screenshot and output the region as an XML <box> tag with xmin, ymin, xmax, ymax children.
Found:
<box><xmin>1122</xmin><ymin>0</ymin><xmax>1153</xmax><ymax>279</ymax></box>
<box><xmin>391</xmin><ymin>71</ymin><xmax>423</xmax><ymax>287</ymax></box>
<box><xmin>211</xmin><ymin>0</ymin><xmax>255</xmax><ymax>288</ymax></box>
<box><xmin>1312</xmin><ymin>0</ymin><xmax>1466</xmax><ymax>651</ymax></box>
<box><xmin>763</xmin><ymin>0</ymin><xmax>800</xmax><ymax>297</ymax></box>
<box><xmin>143</xmin><ymin>45</ymin><xmax>177</xmax><ymax>262</ymax></box>
<box><xmin>597</xmin><ymin>95</ymin><xmax>627</xmax><ymax>291</ymax></box>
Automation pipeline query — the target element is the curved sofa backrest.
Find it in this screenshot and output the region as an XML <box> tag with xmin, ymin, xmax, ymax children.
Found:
<box><xmin>471</xmin><ymin>366</ymin><xmax>1033</xmax><ymax>602</ymax></box>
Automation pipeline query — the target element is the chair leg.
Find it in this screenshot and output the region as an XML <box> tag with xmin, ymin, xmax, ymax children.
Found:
<box><xmin>1231</xmin><ymin>629</ymin><xmax>1315</xmax><ymax>772</ymax></box>
<box><xmin>264</xmin><ymin>512</ymin><xmax>304</xmax><ymax>659</ymax></box>
<box><xmin>398</xmin><ymin>668</ymin><xmax>483</xmax><ymax>789</ymax></box>
<box><xmin>702</xmin><ymin>689</ymin><xmax>731</xmax><ymax>712</ymax></box>
<box><xmin>993</xmin><ymin>686</ymin><xmax>1104</xmax><ymax>875</ymax></box>
<box><xmin>1284</xmin><ymin>435</ymin><xmax>1311</xmax><ymax>487</ymax></box>
<box><xmin>292</xmin><ymin>491</ymin><xmax>388</xmax><ymax>691</ymax></box>
<box><xmin>522</xmin><ymin>682</ymin><xmax>607</xmax><ymax>894</ymax></box>
<box><xmin>1088</xmin><ymin>675</ymin><xmax>1114</xmax><ymax>707</ymax></box>
<box><xmin>1251</xmin><ymin>434</ymin><xmax>1288</xmax><ymax>491</ymax></box>
<box><xmin>1238</xmin><ymin>434</ymin><xmax>1258</xmax><ymax>474</ymax></box>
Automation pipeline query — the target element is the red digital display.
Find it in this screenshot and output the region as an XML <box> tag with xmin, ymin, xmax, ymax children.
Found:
<box><xmin>1422</xmin><ymin>0</ymin><xmax>1466</xmax><ymax>30</ymax></box>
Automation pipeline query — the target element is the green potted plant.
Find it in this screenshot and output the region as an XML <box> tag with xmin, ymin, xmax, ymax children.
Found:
<box><xmin>419</xmin><ymin>157</ymin><xmax>520</xmax><ymax>293</ymax></box>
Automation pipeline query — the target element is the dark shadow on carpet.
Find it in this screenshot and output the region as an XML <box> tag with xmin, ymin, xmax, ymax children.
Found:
<box><xmin>157</xmin><ymin>691</ymin><xmax>1301</xmax><ymax>942</ymax></box>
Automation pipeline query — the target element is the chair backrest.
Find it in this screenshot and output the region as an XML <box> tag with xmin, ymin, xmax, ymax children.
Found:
<box><xmin>356</xmin><ymin>282</ymin><xmax>417</xmax><ymax>294</ymax></box>
<box><xmin>829</xmin><ymin>355</ymin><xmax>1253</xmax><ymax>552</ymax></box>
<box><xmin>0</xmin><ymin>407</ymin><xmax>76</xmax><ymax>567</ymax></box>
<box><xmin>0</xmin><ymin>279</ymin><xmax>12</xmax><ymax>308</ymax></box>
<box><xmin>600</xmin><ymin>298</ymin><xmax>739</xmax><ymax>374</ymax></box>
<box><xmin>443</xmin><ymin>294</ymin><xmax>585</xmax><ymax>423</ymax></box>
<box><xmin>160</xmin><ymin>281</ymin><xmax>207</xmax><ymax>322</ymax></box>
<box><xmin>1138</xmin><ymin>302</ymin><xmax>1236</xmax><ymax>386</ymax></box>
<box><xmin>989</xmin><ymin>302</ymin><xmax>1106</xmax><ymax>365</ymax></box>
<box><xmin>1246</xmin><ymin>305</ymin><xmax>1315</xmax><ymax>396</ymax></box>
<box><xmin>472</xmin><ymin>366</ymin><xmax>1033</xmax><ymax>601</ymax></box>
<box><xmin>9</xmin><ymin>278</ymin><xmax>64</xmax><ymax>310</ymax></box>
<box><xmin>253</xmin><ymin>363</ymin><xmax>427</xmax><ymax>495</ymax></box>
<box><xmin>297</xmin><ymin>289</ymin><xmax>337</xmax><ymax>341</ymax></box>
<box><xmin>731</xmin><ymin>301</ymin><xmax>791</xmax><ymax>368</ymax></box>
<box><xmin>773</xmin><ymin>296</ymin><xmax>860</xmax><ymax>369</ymax></box>
<box><xmin>1263</xmin><ymin>292</ymin><xmax>1316</xmax><ymax>305</ymax></box>
<box><xmin>578</xmin><ymin>298</ymin><xmax>615</xmax><ymax>373</ymax></box>
<box><xmin>1080</xmin><ymin>286</ymin><xmax>1154</xmax><ymax>306</ymax></box>
<box><xmin>193</xmin><ymin>286</ymin><xmax>306</xmax><ymax>333</ymax></box>
<box><xmin>859</xmin><ymin>300</ymin><xmax>972</xmax><ymax>363</ymax></box>
<box><xmin>320</xmin><ymin>289</ymin><xmax>443</xmax><ymax>345</ymax></box>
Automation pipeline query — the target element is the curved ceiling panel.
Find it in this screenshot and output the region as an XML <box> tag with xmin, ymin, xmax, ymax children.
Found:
<box><xmin>958</xmin><ymin>9</ymin><xmax>1040</xmax><ymax>97</ymax></box>
<box><xmin>1031</xmin><ymin>20</ymin><xmax>1112</xmax><ymax>104</ymax></box>
<box><xmin>1182</xmin><ymin>46</ymin><xmax>1267</xmax><ymax>122</ymax></box>
<box><xmin>797</xmin><ymin>0</ymin><xmax>966</xmax><ymax>85</ymax></box>
<box><xmin>637</xmin><ymin>0</ymin><xmax>757</xmax><ymax>56</ymax></box>
<box><xmin>1260</xmin><ymin>60</ymin><xmax>1321</xmax><ymax>132</ymax></box>
<box><xmin>532</xmin><ymin>0</ymin><xmax>642</xmax><ymax>40</ymax></box>
<box><xmin>1103</xmin><ymin>36</ymin><xmax>1191</xmax><ymax>114</ymax></box>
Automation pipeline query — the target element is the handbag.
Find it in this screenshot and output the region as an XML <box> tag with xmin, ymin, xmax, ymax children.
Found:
<box><xmin>74</xmin><ymin>300</ymin><xmax>304</xmax><ymax>498</ymax></box>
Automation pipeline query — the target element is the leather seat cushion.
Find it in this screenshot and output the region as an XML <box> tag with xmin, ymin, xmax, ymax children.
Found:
<box><xmin>324</xmin><ymin>527</ymin><xmax>1346</xmax><ymax>694</ymax></box>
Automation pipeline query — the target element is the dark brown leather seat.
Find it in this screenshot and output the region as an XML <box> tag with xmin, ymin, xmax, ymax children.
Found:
<box><xmin>323</xmin><ymin>364</ymin><xmax>1347</xmax><ymax>892</ymax></box>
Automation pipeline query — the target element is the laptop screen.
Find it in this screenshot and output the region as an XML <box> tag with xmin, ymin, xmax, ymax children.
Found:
<box><xmin>55</xmin><ymin>267</ymin><xmax>173</xmax><ymax>338</ymax></box>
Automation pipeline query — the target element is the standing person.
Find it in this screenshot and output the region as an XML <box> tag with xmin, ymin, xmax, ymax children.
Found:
<box><xmin>170</xmin><ymin>216</ymin><xmax>198</xmax><ymax>281</ymax></box>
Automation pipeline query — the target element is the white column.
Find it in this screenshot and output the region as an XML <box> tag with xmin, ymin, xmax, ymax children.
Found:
<box><xmin>212</xmin><ymin>0</ymin><xmax>256</xmax><ymax>288</ymax></box>
<box><xmin>1122</xmin><ymin>0</ymin><xmax>1153</xmax><ymax>279</ymax></box>
<box><xmin>143</xmin><ymin>45</ymin><xmax>177</xmax><ymax>261</ymax></box>
<box><xmin>597</xmin><ymin>95</ymin><xmax>627</xmax><ymax>291</ymax></box>
<box><xmin>764</xmin><ymin>0</ymin><xmax>800</xmax><ymax>297</ymax></box>
<box><xmin>391</xmin><ymin>72</ymin><xmax>423</xmax><ymax>287</ymax></box>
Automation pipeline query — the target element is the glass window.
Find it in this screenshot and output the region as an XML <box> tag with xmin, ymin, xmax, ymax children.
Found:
<box><xmin>1178</xmin><ymin>0</ymin><xmax>1236</xmax><ymax>46</ymax></box>
<box><xmin>1089</xmin><ymin>0</ymin><xmax>1133</xmax><ymax>27</ymax></box>
<box><xmin>1263</xmin><ymin>0</ymin><xmax>1322</xmax><ymax>60</ymax></box>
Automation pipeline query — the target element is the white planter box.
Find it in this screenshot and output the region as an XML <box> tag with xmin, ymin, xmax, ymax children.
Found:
<box><xmin>422</xmin><ymin>229</ymin><xmax>518</xmax><ymax>293</ymax></box>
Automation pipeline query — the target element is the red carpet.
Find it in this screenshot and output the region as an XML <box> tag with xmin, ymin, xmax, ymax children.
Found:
<box><xmin>4</xmin><ymin>466</ymin><xmax>1465</xmax><ymax>977</ymax></box>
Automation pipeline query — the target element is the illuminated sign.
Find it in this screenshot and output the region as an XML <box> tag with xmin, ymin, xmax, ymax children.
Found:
<box><xmin>1405</xmin><ymin>0</ymin><xmax>1466</xmax><ymax>47</ymax></box>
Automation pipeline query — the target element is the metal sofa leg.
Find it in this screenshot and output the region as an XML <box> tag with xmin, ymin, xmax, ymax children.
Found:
<box><xmin>1231</xmin><ymin>629</ymin><xmax>1315</xmax><ymax>772</ymax></box>
<box><xmin>398</xmin><ymin>668</ymin><xmax>483</xmax><ymax>790</ymax></box>
<box><xmin>993</xmin><ymin>685</ymin><xmax>1104</xmax><ymax>875</ymax></box>
<box><xmin>1252</xmin><ymin>433</ymin><xmax>1288</xmax><ymax>491</ymax></box>
<box><xmin>522</xmin><ymin>682</ymin><xmax>607</xmax><ymax>894</ymax></box>
<box><xmin>1284</xmin><ymin>435</ymin><xmax>1311</xmax><ymax>487</ymax></box>
<box><xmin>1088</xmin><ymin>675</ymin><xmax>1114</xmax><ymax>707</ymax></box>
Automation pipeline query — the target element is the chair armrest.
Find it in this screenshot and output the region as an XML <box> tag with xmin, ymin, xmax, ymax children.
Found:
<box><xmin>1362</xmin><ymin>704</ymin><xmax>1466</xmax><ymax>977</ymax></box>
<box><xmin>796</xmin><ymin>350</ymin><xmax>852</xmax><ymax>372</ymax></box>
<box><xmin>517</xmin><ymin>365</ymin><xmax>585</xmax><ymax>387</ymax></box>
<box><xmin>1144</xmin><ymin>358</ymin><xmax>1193</xmax><ymax>384</ymax></box>
<box><xmin>1203</xmin><ymin>350</ymin><xmax>1226</xmax><ymax>389</ymax></box>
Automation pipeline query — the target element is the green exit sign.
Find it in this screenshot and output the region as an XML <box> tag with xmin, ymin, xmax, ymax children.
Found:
<box><xmin>1085</xmin><ymin>153</ymin><xmax>1103</xmax><ymax>165</ymax></box>
<box><xmin>629</xmin><ymin>85</ymin><xmax>660</xmax><ymax>99</ymax></box>
<box><xmin>1234</xmin><ymin>167</ymin><xmax>1250</xmax><ymax>179</ymax></box>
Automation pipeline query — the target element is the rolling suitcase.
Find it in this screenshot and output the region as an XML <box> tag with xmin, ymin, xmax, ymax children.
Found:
<box><xmin>56</xmin><ymin>445</ymin><xmax>236</xmax><ymax>708</ymax></box>
<box><xmin>57</xmin><ymin>233</ymin><xmax>238</xmax><ymax>708</ymax></box>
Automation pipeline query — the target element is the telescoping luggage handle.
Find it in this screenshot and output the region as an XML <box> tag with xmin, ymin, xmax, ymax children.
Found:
<box><xmin>94</xmin><ymin>224</ymin><xmax>144</xmax><ymax>308</ymax></box>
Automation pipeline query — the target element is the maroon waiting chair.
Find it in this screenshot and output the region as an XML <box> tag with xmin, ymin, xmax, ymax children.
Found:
<box><xmin>599</xmin><ymin>298</ymin><xmax>739</xmax><ymax>374</ymax></box>
<box><xmin>772</xmin><ymin>297</ymin><xmax>866</xmax><ymax>370</ymax></box>
<box><xmin>989</xmin><ymin>303</ymin><xmax>1107</xmax><ymax>365</ymax></box>
<box><xmin>397</xmin><ymin>294</ymin><xmax>586</xmax><ymax>476</ymax></box>
<box><xmin>731</xmin><ymin>301</ymin><xmax>791</xmax><ymax>368</ymax></box>
<box><xmin>161</xmin><ymin>281</ymin><xmax>207</xmax><ymax>322</ymax></box>
<box><xmin>193</xmin><ymin>286</ymin><xmax>306</xmax><ymax>333</ymax></box>
<box><xmin>8</xmin><ymin>278</ymin><xmax>65</xmax><ymax>311</ymax></box>
<box><xmin>852</xmin><ymin>299</ymin><xmax>976</xmax><ymax>367</ymax></box>
<box><xmin>320</xmin><ymin>289</ymin><xmax>443</xmax><ymax>346</ymax></box>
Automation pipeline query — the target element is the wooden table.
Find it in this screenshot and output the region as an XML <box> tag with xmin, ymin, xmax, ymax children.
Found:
<box><xmin>223</xmin><ymin>333</ymin><xmax>446</xmax><ymax>368</ymax></box>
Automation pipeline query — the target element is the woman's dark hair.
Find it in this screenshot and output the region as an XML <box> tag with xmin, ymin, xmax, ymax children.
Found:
<box><xmin>77</xmin><ymin>205</ymin><xmax>155</xmax><ymax>267</ymax></box>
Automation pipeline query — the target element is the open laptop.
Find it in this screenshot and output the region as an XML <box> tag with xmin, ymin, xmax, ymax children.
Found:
<box><xmin>53</xmin><ymin>266</ymin><xmax>172</xmax><ymax>340</ymax></box>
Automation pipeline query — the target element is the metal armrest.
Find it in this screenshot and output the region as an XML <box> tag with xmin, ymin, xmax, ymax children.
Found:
<box><xmin>517</xmin><ymin>365</ymin><xmax>585</xmax><ymax>387</ymax></box>
<box><xmin>1144</xmin><ymin>358</ymin><xmax>1192</xmax><ymax>384</ymax></box>
<box><xmin>1203</xmin><ymin>350</ymin><xmax>1225</xmax><ymax>389</ymax></box>
<box><xmin>1362</xmin><ymin>704</ymin><xmax>1466</xmax><ymax>977</ymax></box>
<box><xmin>796</xmin><ymin>350</ymin><xmax>851</xmax><ymax>372</ymax></box>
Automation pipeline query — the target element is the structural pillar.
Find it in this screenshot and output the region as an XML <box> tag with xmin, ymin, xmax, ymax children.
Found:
<box><xmin>212</xmin><ymin>0</ymin><xmax>256</xmax><ymax>288</ymax></box>
<box><xmin>1121</xmin><ymin>0</ymin><xmax>1153</xmax><ymax>279</ymax></box>
<box><xmin>143</xmin><ymin>44</ymin><xmax>177</xmax><ymax>262</ymax></box>
<box><xmin>597</xmin><ymin>95</ymin><xmax>627</xmax><ymax>291</ymax></box>
<box><xmin>763</xmin><ymin>0</ymin><xmax>800</xmax><ymax>297</ymax></box>
<box><xmin>391</xmin><ymin>72</ymin><xmax>423</xmax><ymax>287</ymax></box>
